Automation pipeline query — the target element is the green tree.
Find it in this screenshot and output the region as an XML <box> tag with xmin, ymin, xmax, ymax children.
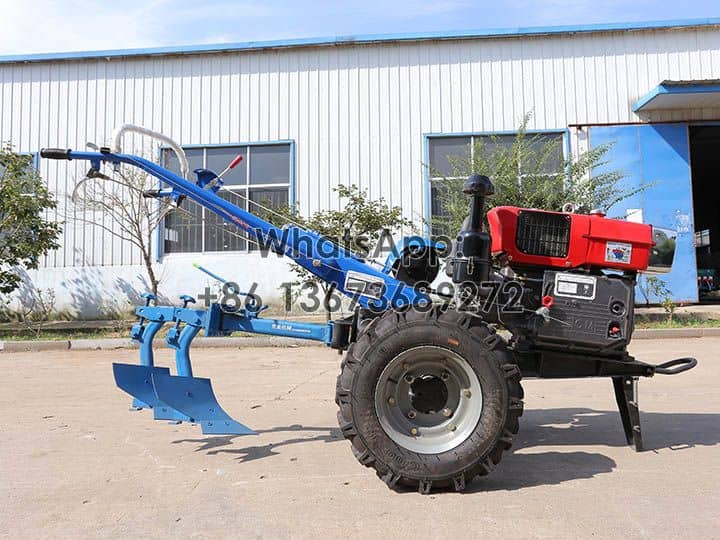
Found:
<box><xmin>260</xmin><ymin>184</ymin><xmax>414</xmax><ymax>319</ymax></box>
<box><xmin>0</xmin><ymin>147</ymin><xmax>61</xmax><ymax>293</ymax></box>
<box><xmin>431</xmin><ymin>114</ymin><xmax>643</xmax><ymax>235</ymax></box>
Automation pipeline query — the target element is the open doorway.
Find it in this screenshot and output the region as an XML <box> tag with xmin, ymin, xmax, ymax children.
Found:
<box><xmin>690</xmin><ymin>125</ymin><xmax>720</xmax><ymax>301</ymax></box>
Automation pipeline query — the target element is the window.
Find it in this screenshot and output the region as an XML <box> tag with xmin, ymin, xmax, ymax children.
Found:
<box><xmin>427</xmin><ymin>132</ymin><xmax>565</xmax><ymax>234</ymax></box>
<box><xmin>695</xmin><ymin>229</ymin><xmax>710</xmax><ymax>248</ymax></box>
<box><xmin>162</xmin><ymin>143</ymin><xmax>292</xmax><ymax>254</ymax></box>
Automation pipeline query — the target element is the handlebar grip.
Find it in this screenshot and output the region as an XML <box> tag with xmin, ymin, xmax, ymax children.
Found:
<box><xmin>229</xmin><ymin>154</ymin><xmax>244</xmax><ymax>169</ymax></box>
<box><xmin>40</xmin><ymin>148</ymin><xmax>71</xmax><ymax>160</ymax></box>
<box><xmin>654</xmin><ymin>357</ymin><xmax>697</xmax><ymax>375</ymax></box>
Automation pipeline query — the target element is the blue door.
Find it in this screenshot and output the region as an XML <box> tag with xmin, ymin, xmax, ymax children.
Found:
<box><xmin>589</xmin><ymin>124</ymin><xmax>697</xmax><ymax>303</ymax></box>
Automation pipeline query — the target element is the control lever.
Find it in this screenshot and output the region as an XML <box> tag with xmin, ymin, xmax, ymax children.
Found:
<box><xmin>218</xmin><ymin>154</ymin><xmax>244</xmax><ymax>179</ymax></box>
<box><xmin>202</xmin><ymin>154</ymin><xmax>244</xmax><ymax>191</ymax></box>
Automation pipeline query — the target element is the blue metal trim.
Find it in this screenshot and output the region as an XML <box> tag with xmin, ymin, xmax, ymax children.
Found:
<box><xmin>422</xmin><ymin>135</ymin><xmax>431</xmax><ymax>236</ymax></box>
<box><xmin>633</xmin><ymin>83</ymin><xmax>720</xmax><ymax>112</ymax></box>
<box><xmin>422</xmin><ymin>128</ymin><xmax>569</xmax><ymax>225</ymax></box>
<box><xmin>171</xmin><ymin>140</ymin><xmax>295</xmax><ymax>149</ymax></box>
<box><xmin>289</xmin><ymin>140</ymin><xmax>296</xmax><ymax>206</ymax></box>
<box><xmin>563</xmin><ymin>127</ymin><xmax>573</xmax><ymax>181</ymax></box>
<box><xmin>216</xmin><ymin>312</ymin><xmax>333</xmax><ymax>344</ymax></box>
<box><xmin>3</xmin><ymin>18</ymin><xmax>719</xmax><ymax>64</ymax></box>
<box><xmin>424</xmin><ymin>128</ymin><xmax>568</xmax><ymax>138</ymax></box>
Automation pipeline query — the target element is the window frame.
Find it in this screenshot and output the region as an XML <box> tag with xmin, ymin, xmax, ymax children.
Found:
<box><xmin>156</xmin><ymin>140</ymin><xmax>295</xmax><ymax>259</ymax></box>
<box><xmin>422</xmin><ymin>129</ymin><xmax>570</xmax><ymax>235</ymax></box>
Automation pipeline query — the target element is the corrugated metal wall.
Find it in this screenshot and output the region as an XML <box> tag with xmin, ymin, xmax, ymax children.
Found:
<box><xmin>1</xmin><ymin>26</ymin><xmax>720</xmax><ymax>269</ymax></box>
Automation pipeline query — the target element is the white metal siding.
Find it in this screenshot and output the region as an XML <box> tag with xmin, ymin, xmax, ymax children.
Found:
<box><xmin>1</xmin><ymin>26</ymin><xmax>720</xmax><ymax>270</ymax></box>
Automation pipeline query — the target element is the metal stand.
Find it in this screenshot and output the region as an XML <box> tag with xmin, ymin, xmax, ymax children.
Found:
<box><xmin>612</xmin><ymin>376</ymin><xmax>643</xmax><ymax>451</ymax></box>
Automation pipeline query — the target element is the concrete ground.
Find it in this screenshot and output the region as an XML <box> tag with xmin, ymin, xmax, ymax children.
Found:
<box><xmin>1</xmin><ymin>339</ymin><xmax>718</xmax><ymax>539</ymax></box>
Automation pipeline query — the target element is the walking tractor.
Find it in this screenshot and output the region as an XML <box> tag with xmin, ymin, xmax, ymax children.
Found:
<box><xmin>41</xmin><ymin>125</ymin><xmax>697</xmax><ymax>493</ymax></box>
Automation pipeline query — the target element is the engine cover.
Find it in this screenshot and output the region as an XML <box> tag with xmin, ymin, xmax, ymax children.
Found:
<box><xmin>487</xmin><ymin>206</ymin><xmax>654</xmax><ymax>272</ymax></box>
<box><xmin>535</xmin><ymin>271</ymin><xmax>634</xmax><ymax>350</ymax></box>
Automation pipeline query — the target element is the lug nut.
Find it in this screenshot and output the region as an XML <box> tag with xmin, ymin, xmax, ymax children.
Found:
<box><xmin>448</xmin><ymin>424</ymin><xmax>457</xmax><ymax>432</ymax></box>
<box><xmin>402</xmin><ymin>362</ymin><xmax>410</xmax><ymax>370</ymax></box>
<box><xmin>441</xmin><ymin>371</ymin><xmax>450</xmax><ymax>381</ymax></box>
<box><xmin>463</xmin><ymin>389</ymin><xmax>472</xmax><ymax>399</ymax></box>
<box><xmin>410</xmin><ymin>427</ymin><xmax>418</xmax><ymax>436</ymax></box>
<box><xmin>441</xmin><ymin>407</ymin><xmax>452</xmax><ymax>417</ymax></box>
<box><xmin>387</xmin><ymin>397</ymin><xmax>396</xmax><ymax>406</ymax></box>
<box><xmin>407</xmin><ymin>410</ymin><xmax>417</xmax><ymax>419</ymax></box>
<box><xmin>404</xmin><ymin>374</ymin><xmax>415</xmax><ymax>384</ymax></box>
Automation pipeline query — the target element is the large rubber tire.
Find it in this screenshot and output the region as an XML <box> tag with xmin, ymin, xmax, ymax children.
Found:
<box><xmin>335</xmin><ymin>306</ymin><xmax>524</xmax><ymax>493</ymax></box>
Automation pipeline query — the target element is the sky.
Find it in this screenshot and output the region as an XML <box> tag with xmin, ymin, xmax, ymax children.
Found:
<box><xmin>0</xmin><ymin>0</ymin><xmax>718</xmax><ymax>55</ymax></box>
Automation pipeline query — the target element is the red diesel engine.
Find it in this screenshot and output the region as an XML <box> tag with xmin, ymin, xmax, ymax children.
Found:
<box><xmin>447</xmin><ymin>175</ymin><xmax>677</xmax><ymax>355</ymax></box>
<box><xmin>481</xmin><ymin>206</ymin><xmax>670</xmax><ymax>353</ymax></box>
<box><xmin>487</xmin><ymin>206</ymin><xmax>654</xmax><ymax>272</ymax></box>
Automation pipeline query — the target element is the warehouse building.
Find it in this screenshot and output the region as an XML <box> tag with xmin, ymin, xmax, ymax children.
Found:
<box><xmin>1</xmin><ymin>18</ymin><xmax>720</xmax><ymax>316</ymax></box>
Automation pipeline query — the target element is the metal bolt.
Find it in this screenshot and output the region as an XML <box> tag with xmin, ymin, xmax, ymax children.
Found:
<box><xmin>448</xmin><ymin>424</ymin><xmax>457</xmax><ymax>432</ymax></box>
<box><xmin>407</xmin><ymin>410</ymin><xmax>417</xmax><ymax>419</ymax></box>
<box><xmin>410</xmin><ymin>427</ymin><xmax>418</xmax><ymax>436</ymax></box>
<box><xmin>441</xmin><ymin>407</ymin><xmax>453</xmax><ymax>417</ymax></box>
<box><xmin>387</xmin><ymin>397</ymin><xmax>396</xmax><ymax>406</ymax></box>
<box><xmin>441</xmin><ymin>371</ymin><xmax>450</xmax><ymax>381</ymax></box>
<box><xmin>402</xmin><ymin>362</ymin><xmax>410</xmax><ymax>371</ymax></box>
<box><xmin>463</xmin><ymin>389</ymin><xmax>472</xmax><ymax>399</ymax></box>
<box><xmin>404</xmin><ymin>374</ymin><xmax>415</xmax><ymax>384</ymax></box>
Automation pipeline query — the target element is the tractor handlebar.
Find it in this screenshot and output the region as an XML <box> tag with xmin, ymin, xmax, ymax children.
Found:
<box><xmin>40</xmin><ymin>148</ymin><xmax>72</xmax><ymax>160</ymax></box>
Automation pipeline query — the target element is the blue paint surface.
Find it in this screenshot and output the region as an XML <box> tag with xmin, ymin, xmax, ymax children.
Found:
<box><xmin>633</xmin><ymin>83</ymin><xmax>720</xmax><ymax>112</ymax></box>
<box><xmin>2</xmin><ymin>18</ymin><xmax>719</xmax><ymax>64</ymax></box>
<box><xmin>590</xmin><ymin>124</ymin><xmax>698</xmax><ymax>303</ymax></box>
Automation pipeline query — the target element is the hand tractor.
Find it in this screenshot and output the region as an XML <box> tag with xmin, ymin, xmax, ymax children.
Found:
<box><xmin>41</xmin><ymin>125</ymin><xmax>696</xmax><ymax>493</ymax></box>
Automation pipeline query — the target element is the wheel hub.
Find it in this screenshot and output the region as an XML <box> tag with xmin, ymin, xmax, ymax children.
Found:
<box><xmin>409</xmin><ymin>375</ymin><xmax>448</xmax><ymax>414</ymax></box>
<box><xmin>374</xmin><ymin>346</ymin><xmax>483</xmax><ymax>454</ymax></box>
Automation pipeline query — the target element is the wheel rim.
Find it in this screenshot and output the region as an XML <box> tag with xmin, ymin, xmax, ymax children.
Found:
<box><xmin>374</xmin><ymin>345</ymin><xmax>483</xmax><ymax>454</ymax></box>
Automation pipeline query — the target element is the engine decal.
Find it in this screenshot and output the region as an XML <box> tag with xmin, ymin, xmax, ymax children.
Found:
<box><xmin>554</xmin><ymin>273</ymin><xmax>597</xmax><ymax>301</ymax></box>
<box><xmin>605</xmin><ymin>241</ymin><xmax>632</xmax><ymax>264</ymax></box>
<box><xmin>344</xmin><ymin>271</ymin><xmax>386</xmax><ymax>299</ymax></box>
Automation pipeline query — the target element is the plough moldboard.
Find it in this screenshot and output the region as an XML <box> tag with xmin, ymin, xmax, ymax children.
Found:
<box><xmin>40</xmin><ymin>124</ymin><xmax>698</xmax><ymax>493</ymax></box>
<box><xmin>113</xmin><ymin>291</ymin><xmax>335</xmax><ymax>436</ymax></box>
